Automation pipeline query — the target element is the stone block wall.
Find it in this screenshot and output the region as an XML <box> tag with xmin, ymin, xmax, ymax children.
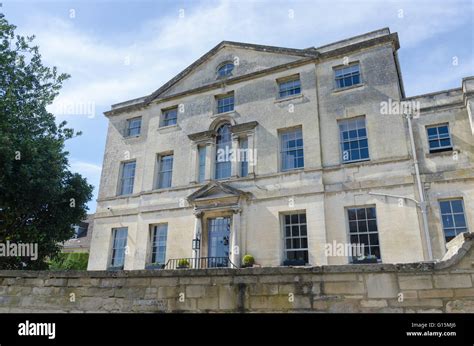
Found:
<box><xmin>1</xmin><ymin>233</ymin><xmax>474</xmax><ymax>313</ymax></box>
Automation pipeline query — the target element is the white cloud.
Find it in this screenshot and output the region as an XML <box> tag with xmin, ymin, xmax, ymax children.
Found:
<box><xmin>19</xmin><ymin>0</ymin><xmax>471</xmax><ymax>114</ymax></box>
<box><xmin>69</xmin><ymin>159</ymin><xmax>102</xmax><ymax>210</ymax></box>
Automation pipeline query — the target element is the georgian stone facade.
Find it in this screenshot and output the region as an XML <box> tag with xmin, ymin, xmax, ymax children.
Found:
<box><xmin>88</xmin><ymin>28</ymin><xmax>474</xmax><ymax>271</ymax></box>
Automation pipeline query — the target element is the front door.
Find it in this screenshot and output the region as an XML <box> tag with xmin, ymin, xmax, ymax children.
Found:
<box><xmin>207</xmin><ymin>217</ymin><xmax>230</xmax><ymax>267</ymax></box>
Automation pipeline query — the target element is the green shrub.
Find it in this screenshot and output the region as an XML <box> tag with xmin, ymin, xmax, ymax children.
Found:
<box><xmin>242</xmin><ymin>254</ymin><xmax>255</xmax><ymax>267</ymax></box>
<box><xmin>49</xmin><ymin>252</ymin><xmax>89</xmax><ymax>270</ymax></box>
<box><xmin>177</xmin><ymin>258</ymin><xmax>190</xmax><ymax>268</ymax></box>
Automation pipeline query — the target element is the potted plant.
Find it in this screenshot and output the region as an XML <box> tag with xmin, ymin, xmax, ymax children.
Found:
<box><xmin>353</xmin><ymin>254</ymin><xmax>378</xmax><ymax>264</ymax></box>
<box><xmin>241</xmin><ymin>254</ymin><xmax>255</xmax><ymax>268</ymax></box>
<box><xmin>177</xmin><ymin>258</ymin><xmax>190</xmax><ymax>269</ymax></box>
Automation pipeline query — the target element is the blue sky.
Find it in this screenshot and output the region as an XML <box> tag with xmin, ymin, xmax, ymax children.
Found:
<box><xmin>2</xmin><ymin>0</ymin><xmax>473</xmax><ymax>212</ymax></box>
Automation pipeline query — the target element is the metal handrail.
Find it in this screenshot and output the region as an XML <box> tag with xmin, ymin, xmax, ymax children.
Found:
<box><xmin>164</xmin><ymin>257</ymin><xmax>237</xmax><ymax>270</ymax></box>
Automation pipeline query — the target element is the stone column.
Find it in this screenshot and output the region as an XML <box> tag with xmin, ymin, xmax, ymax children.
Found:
<box><xmin>247</xmin><ymin>132</ymin><xmax>256</xmax><ymax>177</ymax></box>
<box><xmin>192</xmin><ymin>210</ymin><xmax>203</xmax><ymax>269</ymax></box>
<box><xmin>189</xmin><ymin>143</ymin><xmax>198</xmax><ymax>184</ymax></box>
<box><xmin>231</xmin><ymin>134</ymin><xmax>240</xmax><ymax>178</ymax></box>
<box><xmin>205</xmin><ymin>141</ymin><xmax>214</xmax><ymax>181</ymax></box>
<box><xmin>230</xmin><ymin>208</ymin><xmax>241</xmax><ymax>268</ymax></box>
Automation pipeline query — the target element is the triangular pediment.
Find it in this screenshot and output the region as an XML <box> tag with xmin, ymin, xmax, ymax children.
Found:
<box><xmin>187</xmin><ymin>181</ymin><xmax>246</xmax><ymax>203</ymax></box>
<box><xmin>146</xmin><ymin>41</ymin><xmax>317</xmax><ymax>101</ymax></box>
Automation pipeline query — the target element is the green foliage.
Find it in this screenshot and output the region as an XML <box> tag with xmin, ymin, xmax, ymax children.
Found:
<box><xmin>0</xmin><ymin>14</ymin><xmax>93</xmax><ymax>269</ymax></box>
<box><xmin>49</xmin><ymin>252</ymin><xmax>89</xmax><ymax>270</ymax></box>
<box><xmin>177</xmin><ymin>258</ymin><xmax>190</xmax><ymax>267</ymax></box>
<box><xmin>242</xmin><ymin>254</ymin><xmax>255</xmax><ymax>267</ymax></box>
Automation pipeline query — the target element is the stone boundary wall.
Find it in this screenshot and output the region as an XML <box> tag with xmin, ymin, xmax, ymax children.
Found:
<box><xmin>1</xmin><ymin>234</ymin><xmax>474</xmax><ymax>313</ymax></box>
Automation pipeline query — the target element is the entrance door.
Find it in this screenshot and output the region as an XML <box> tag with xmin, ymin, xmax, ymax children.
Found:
<box><xmin>207</xmin><ymin>217</ymin><xmax>230</xmax><ymax>267</ymax></box>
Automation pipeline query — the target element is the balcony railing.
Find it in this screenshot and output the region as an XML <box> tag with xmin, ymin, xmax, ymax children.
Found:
<box><xmin>164</xmin><ymin>257</ymin><xmax>237</xmax><ymax>270</ymax></box>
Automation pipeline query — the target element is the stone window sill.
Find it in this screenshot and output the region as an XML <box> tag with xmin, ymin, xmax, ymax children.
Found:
<box><xmin>211</xmin><ymin>110</ymin><xmax>237</xmax><ymax>119</ymax></box>
<box><xmin>123</xmin><ymin>134</ymin><xmax>141</xmax><ymax>141</ymax></box>
<box><xmin>274</xmin><ymin>93</ymin><xmax>304</xmax><ymax>104</ymax></box>
<box><xmin>425</xmin><ymin>148</ymin><xmax>457</xmax><ymax>158</ymax></box>
<box><xmin>157</xmin><ymin>124</ymin><xmax>180</xmax><ymax>133</ymax></box>
<box><xmin>332</xmin><ymin>83</ymin><xmax>365</xmax><ymax>94</ymax></box>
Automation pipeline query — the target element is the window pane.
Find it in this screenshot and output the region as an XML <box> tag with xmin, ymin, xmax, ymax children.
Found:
<box><xmin>347</xmin><ymin>207</ymin><xmax>381</xmax><ymax>262</ymax></box>
<box><xmin>438</xmin><ymin>126</ymin><xmax>448</xmax><ymax>134</ymax></box>
<box><xmin>127</xmin><ymin>117</ymin><xmax>141</xmax><ymax>136</ymax></box>
<box><xmin>339</xmin><ymin>117</ymin><xmax>369</xmax><ymax>163</ymax></box>
<box><xmin>439</xmin><ymin>201</ymin><xmax>451</xmax><ymax>214</ymax></box>
<box><xmin>215</xmin><ymin>124</ymin><xmax>232</xmax><ymax>179</ymax></box>
<box><xmin>427</xmin><ymin>124</ymin><xmax>452</xmax><ymax>153</ymax></box>
<box><xmin>151</xmin><ymin>225</ymin><xmax>168</xmax><ymax>264</ymax></box>
<box><xmin>218</xmin><ymin>63</ymin><xmax>234</xmax><ymax>77</ymax></box>
<box><xmin>240</xmin><ymin>137</ymin><xmax>248</xmax><ymax>177</ymax></box>
<box><xmin>356</xmin><ymin>208</ymin><xmax>366</xmax><ymax>219</ymax></box>
<box><xmin>348</xmin><ymin>209</ymin><xmax>357</xmax><ymax>221</ymax></box>
<box><xmin>439</xmin><ymin>199</ymin><xmax>468</xmax><ymax>243</ymax></box>
<box><xmin>359</xmin><ymin>234</ymin><xmax>368</xmax><ymax>246</ymax></box>
<box><xmin>442</xmin><ymin>215</ymin><xmax>454</xmax><ymax>228</ymax></box>
<box><xmin>368</xmin><ymin>220</ymin><xmax>377</xmax><ymax>232</ymax></box>
<box><xmin>451</xmin><ymin>200</ymin><xmax>464</xmax><ymax>213</ymax></box>
<box><xmin>279</xmin><ymin>78</ymin><xmax>301</xmax><ymax>98</ymax></box>
<box><xmin>217</xmin><ymin>95</ymin><xmax>234</xmax><ymax>113</ymax></box>
<box><xmin>280</xmin><ymin>128</ymin><xmax>304</xmax><ymax>171</ymax></box>
<box><xmin>120</xmin><ymin>162</ymin><xmax>136</xmax><ymax>195</ymax></box>
<box><xmin>369</xmin><ymin>233</ymin><xmax>379</xmax><ymax>246</ymax></box>
<box><xmin>335</xmin><ymin>64</ymin><xmax>360</xmax><ymax>89</ymax></box>
<box><xmin>454</xmin><ymin>214</ymin><xmax>466</xmax><ymax>228</ymax></box>
<box><xmin>283</xmin><ymin>213</ymin><xmax>308</xmax><ymax>264</ymax></box>
<box><xmin>158</xmin><ymin>155</ymin><xmax>173</xmax><ymax>188</ymax></box>
<box><xmin>111</xmin><ymin>228</ymin><xmax>128</xmax><ymax>267</ymax></box>
<box><xmin>358</xmin><ymin>220</ymin><xmax>368</xmax><ymax>232</ymax></box>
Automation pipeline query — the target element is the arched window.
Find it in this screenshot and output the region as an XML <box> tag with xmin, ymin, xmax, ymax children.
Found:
<box><xmin>217</xmin><ymin>62</ymin><xmax>234</xmax><ymax>78</ymax></box>
<box><xmin>215</xmin><ymin>124</ymin><xmax>232</xmax><ymax>179</ymax></box>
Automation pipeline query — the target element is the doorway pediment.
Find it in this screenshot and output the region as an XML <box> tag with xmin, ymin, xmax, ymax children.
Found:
<box><xmin>187</xmin><ymin>181</ymin><xmax>247</xmax><ymax>208</ymax></box>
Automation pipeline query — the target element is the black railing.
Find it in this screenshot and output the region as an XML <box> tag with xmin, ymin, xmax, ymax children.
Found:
<box><xmin>164</xmin><ymin>257</ymin><xmax>236</xmax><ymax>270</ymax></box>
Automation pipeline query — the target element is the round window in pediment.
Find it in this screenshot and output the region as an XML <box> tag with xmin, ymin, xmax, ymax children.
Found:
<box><xmin>217</xmin><ymin>62</ymin><xmax>234</xmax><ymax>78</ymax></box>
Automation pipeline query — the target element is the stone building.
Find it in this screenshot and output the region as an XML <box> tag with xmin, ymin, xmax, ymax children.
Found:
<box><xmin>62</xmin><ymin>215</ymin><xmax>94</xmax><ymax>253</ymax></box>
<box><xmin>88</xmin><ymin>28</ymin><xmax>474</xmax><ymax>271</ymax></box>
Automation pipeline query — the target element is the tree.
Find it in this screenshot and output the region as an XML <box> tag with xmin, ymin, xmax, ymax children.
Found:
<box><xmin>0</xmin><ymin>13</ymin><xmax>93</xmax><ymax>269</ymax></box>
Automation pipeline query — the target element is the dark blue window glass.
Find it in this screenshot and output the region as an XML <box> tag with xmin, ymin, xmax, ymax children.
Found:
<box><xmin>339</xmin><ymin>117</ymin><xmax>369</xmax><ymax>163</ymax></box>
<box><xmin>127</xmin><ymin>117</ymin><xmax>141</xmax><ymax>136</ymax></box>
<box><xmin>151</xmin><ymin>224</ymin><xmax>168</xmax><ymax>265</ymax></box>
<box><xmin>335</xmin><ymin>64</ymin><xmax>361</xmax><ymax>88</ymax></box>
<box><xmin>240</xmin><ymin>137</ymin><xmax>248</xmax><ymax>177</ymax></box>
<box><xmin>215</xmin><ymin>124</ymin><xmax>232</xmax><ymax>179</ymax></box>
<box><xmin>217</xmin><ymin>63</ymin><xmax>234</xmax><ymax>77</ymax></box>
<box><xmin>279</xmin><ymin>78</ymin><xmax>301</xmax><ymax>98</ymax></box>
<box><xmin>439</xmin><ymin>199</ymin><xmax>468</xmax><ymax>242</ymax></box>
<box><xmin>217</xmin><ymin>94</ymin><xmax>234</xmax><ymax>113</ymax></box>
<box><xmin>120</xmin><ymin>161</ymin><xmax>136</xmax><ymax>195</ymax></box>
<box><xmin>162</xmin><ymin>108</ymin><xmax>177</xmax><ymax>127</ymax></box>
<box><xmin>280</xmin><ymin>128</ymin><xmax>304</xmax><ymax>171</ymax></box>
<box><xmin>157</xmin><ymin>155</ymin><xmax>173</xmax><ymax>188</ymax></box>
<box><xmin>111</xmin><ymin>227</ymin><xmax>128</xmax><ymax>268</ymax></box>
<box><xmin>427</xmin><ymin>124</ymin><xmax>452</xmax><ymax>153</ymax></box>
<box><xmin>347</xmin><ymin>207</ymin><xmax>380</xmax><ymax>263</ymax></box>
